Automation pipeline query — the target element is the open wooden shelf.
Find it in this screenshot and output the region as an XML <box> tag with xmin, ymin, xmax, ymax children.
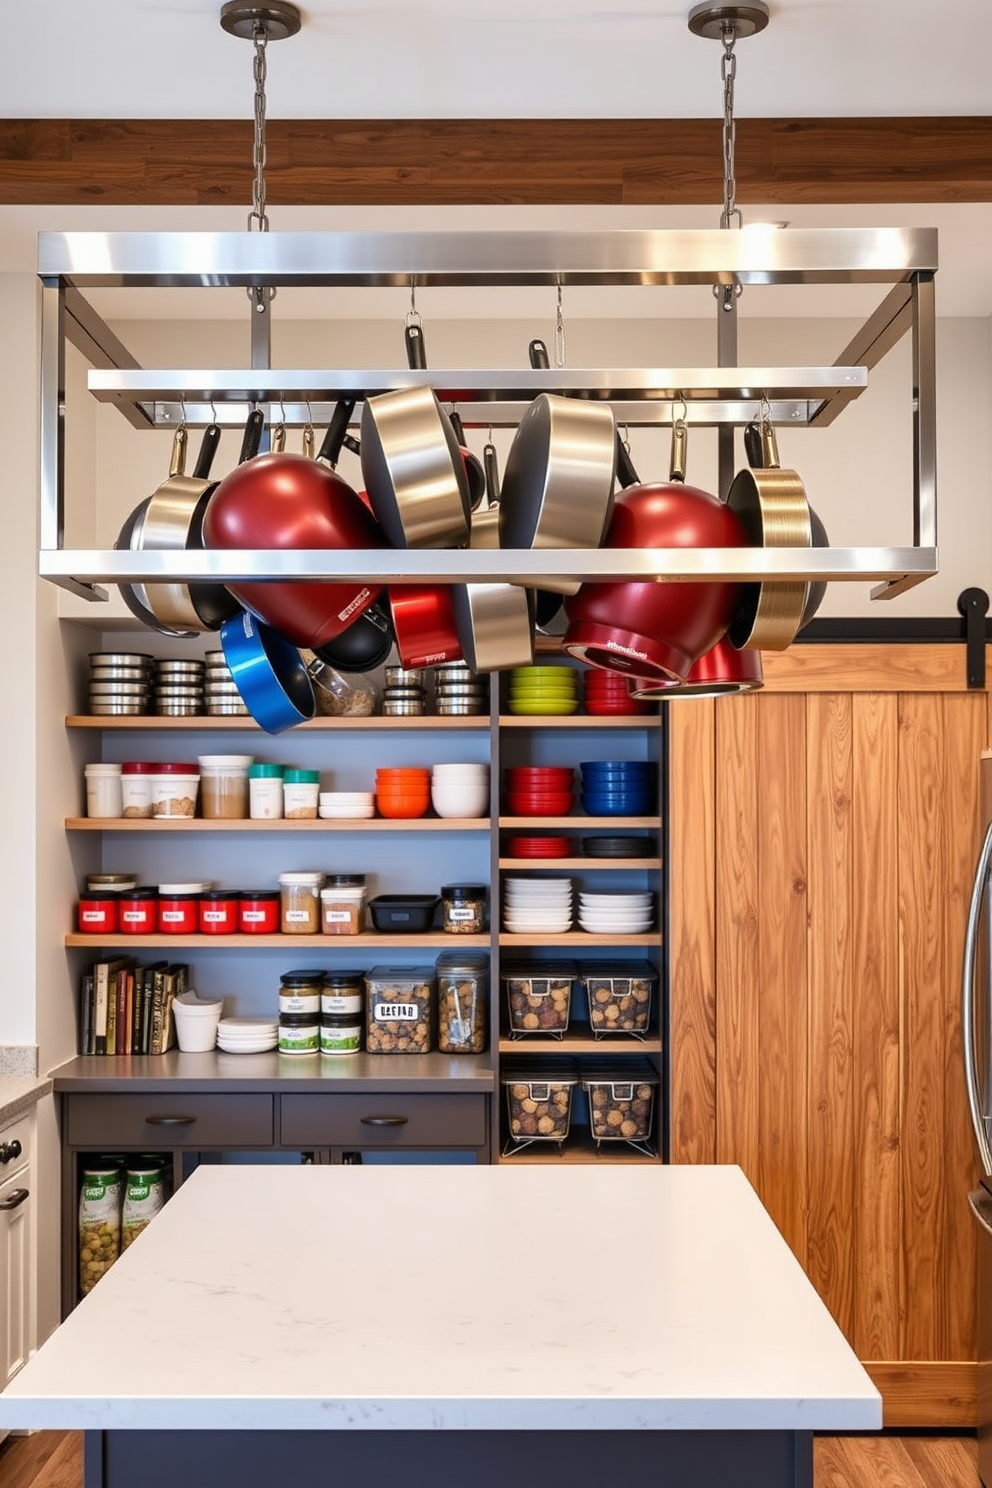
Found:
<box><xmin>66</xmin><ymin>816</ymin><xmax>489</xmax><ymax>832</ymax></box>
<box><xmin>497</xmin><ymin>715</ymin><xmax>660</xmax><ymax>728</ymax></box>
<box><xmin>498</xmin><ymin>931</ymin><xmax>660</xmax><ymax>947</ymax></box>
<box><xmin>498</xmin><ymin>1034</ymin><xmax>661</xmax><ymax>1055</ymax></box>
<box><xmin>66</xmin><ymin>932</ymin><xmax>489</xmax><ymax>951</ymax></box>
<box><xmin>498</xmin><ymin>856</ymin><xmax>661</xmax><ymax>870</ymax></box>
<box><xmin>66</xmin><ymin>715</ymin><xmax>491</xmax><ymax>731</ymax></box>
<box><xmin>497</xmin><ymin>1132</ymin><xmax>661</xmax><ymax>1164</ymax></box>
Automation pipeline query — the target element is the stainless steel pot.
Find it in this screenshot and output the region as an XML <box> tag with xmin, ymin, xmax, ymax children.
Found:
<box><xmin>361</xmin><ymin>385</ymin><xmax>471</xmax><ymax>550</ymax></box>
<box><xmin>726</xmin><ymin>418</ymin><xmax>813</xmax><ymax>652</ymax></box>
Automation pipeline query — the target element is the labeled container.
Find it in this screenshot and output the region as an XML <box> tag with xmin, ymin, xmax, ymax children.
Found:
<box><xmin>84</xmin><ymin>762</ymin><xmax>123</xmax><ymax>819</ymax></box>
<box><xmin>149</xmin><ymin>762</ymin><xmax>200</xmax><ymax>819</ymax></box>
<box><xmin>501</xmin><ymin>1056</ymin><xmax>579</xmax><ymax>1151</ymax></box>
<box><xmin>365</xmin><ymin>965</ymin><xmax>435</xmax><ymax>1054</ymax></box>
<box><xmin>238</xmin><ymin>889</ymin><xmax>281</xmax><ymax>935</ymax></box>
<box><xmin>578</xmin><ymin>960</ymin><xmax>657</xmax><ymax>1037</ymax></box>
<box><xmin>502</xmin><ymin>959</ymin><xmax>577</xmax><ymax>1038</ymax></box>
<box><xmin>198</xmin><ymin>890</ymin><xmax>239</xmax><ymax>936</ymax></box>
<box><xmin>279</xmin><ymin>969</ymin><xmax>326</xmax><ymax>1014</ymax></box>
<box><xmin>435</xmin><ymin>951</ymin><xmax>489</xmax><ymax>1054</ymax></box>
<box><xmin>84</xmin><ymin>874</ymin><xmax>138</xmax><ymax>895</ymax></box>
<box><xmin>579</xmin><ymin>1057</ymin><xmax>659</xmax><ymax>1151</ymax></box>
<box><xmin>320</xmin><ymin>874</ymin><xmax>368</xmax><ymax>936</ymax></box>
<box><xmin>120</xmin><ymin>761</ymin><xmax>155</xmax><ymax>819</ymax></box>
<box><xmin>278</xmin><ymin>871</ymin><xmax>325</xmax><ymax>934</ymax></box>
<box><xmin>278</xmin><ymin>1011</ymin><xmax>320</xmax><ymax>1056</ymax></box>
<box><xmin>197</xmin><ymin>754</ymin><xmax>253</xmax><ymax>820</ymax></box>
<box><xmin>76</xmin><ymin>894</ymin><xmax>120</xmax><ymax>935</ymax></box>
<box><xmin>321</xmin><ymin>972</ymin><xmax>365</xmax><ymax>1017</ymax></box>
<box><xmin>121</xmin><ymin>1160</ymin><xmax>166</xmax><ymax>1250</ymax></box>
<box><xmin>283</xmin><ymin>768</ymin><xmax>320</xmax><ymax>820</ymax></box>
<box><xmin>320</xmin><ymin>1011</ymin><xmax>362</xmax><ymax>1056</ymax></box>
<box><xmin>248</xmin><ymin>763</ymin><xmax>285</xmax><ymax>819</ymax></box>
<box><xmin>440</xmin><ymin>883</ymin><xmax>488</xmax><ymax>934</ymax></box>
<box><xmin>78</xmin><ymin>1162</ymin><xmax>123</xmax><ymax>1295</ymax></box>
<box><xmin>157</xmin><ymin>889</ymin><xmax>200</xmax><ymax>935</ymax></box>
<box><xmin>118</xmin><ymin>886</ymin><xmax>159</xmax><ymax>935</ymax></box>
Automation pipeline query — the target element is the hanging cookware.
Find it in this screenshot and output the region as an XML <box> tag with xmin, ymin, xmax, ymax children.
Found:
<box><xmin>630</xmin><ymin>634</ymin><xmax>764</xmax><ymax>699</ymax></box>
<box><xmin>520</xmin><ymin>340</ymin><xmax>574</xmax><ymax>633</ymax></box>
<box><xmin>360</xmin><ymin>384</ymin><xmax>471</xmax><ymax>549</ymax></box>
<box><xmin>726</xmin><ymin>415</ymin><xmax>813</xmax><ymax>651</ymax></box>
<box><xmin>219</xmin><ymin>608</ymin><xmax>315</xmax><ymax>735</ymax></box>
<box><xmin>202</xmin><ymin>406</ymin><xmax>390</xmax><ymax>653</ymax></box>
<box><xmin>311</xmin><ymin>595</ymin><xmax>395</xmax><ymax>673</ymax></box>
<box><xmin>403</xmin><ymin>316</ymin><xmax>485</xmax><ymax>512</ymax></box>
<box><xmin>115</xmin><ymin>498</ymin><xmax>196</xmax><ymax>638</ymax></box>
<box><xmin>562</xmin><ymin>417</ymin><xmax>748</xmax><ymax>684</ymax></box>
<box><xmin>453</xmin><ymin>434</ymin><xmax>534</xmax><ymax>672</ymax></box>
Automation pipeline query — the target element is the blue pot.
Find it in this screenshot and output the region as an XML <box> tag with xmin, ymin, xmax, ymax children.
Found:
<box><xmin>219</xmin><ymin>610</ymin><xmax>315</xmax><ymax>735</ymax></box>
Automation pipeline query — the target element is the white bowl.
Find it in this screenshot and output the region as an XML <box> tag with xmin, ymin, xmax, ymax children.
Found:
<box><xmin>431</xmin><ymin>788</ymin><xmax>489</xmax><ymax>819</ymax></box>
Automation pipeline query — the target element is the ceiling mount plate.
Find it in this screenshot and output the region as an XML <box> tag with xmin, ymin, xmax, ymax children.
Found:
<box><xmin>687</xmin><ymin>2</ymin><xmax>770</xmax><ymax>41</ymax></box>
<box><xmin>219</xmin><ymin>1</ymin><xmax>302</xmax><ymax>42</ymax></box>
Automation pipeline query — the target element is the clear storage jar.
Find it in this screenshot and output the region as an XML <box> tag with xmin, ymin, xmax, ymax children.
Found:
<box><xmin>278</xmin><ymin>872</ymin><xmax>325</xmax><ymax>934</ymax></box>
<box><xmin>320</xmin><ymin>874</ymin><xmax>367</xmax><ymax>935</ymax></box>
<box><xmin>197</xmin><ymin>754</ymin><xmax>253</xmax><ymax>820</ymax></box>
<box><xmin>441</xmin><ymin>883</ymin><xmax>488</xmax><ymax>934</ymax></box>
<box><xmin>78</xmin><ymin>1162</ymin><xmax>123</xmax><ymax>1295</ymax></box>
<box><xmin>435</xmin><ymin>951</ymin><xmax>489</xmax><ymax>1054</ymax></box>
<box><xmin>365</xmin><ymin>965</ymin><xmax>435</xmax><ymax>1054</ymax></box>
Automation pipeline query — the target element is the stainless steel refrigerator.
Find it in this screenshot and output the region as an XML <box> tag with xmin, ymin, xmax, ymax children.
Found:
<box><xmin>964</xmin><ymin>749</ymin><xmax>992</xmax><ymax>1484</ymax></box>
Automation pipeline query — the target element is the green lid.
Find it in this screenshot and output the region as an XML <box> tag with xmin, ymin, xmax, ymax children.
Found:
<box><xmin>283</xmin><ymin>768</ymin><xmax>319</xmax><ymax>785</ymax></box>
<box><xmin>248</xmin><ymin>763</ymin><xmax>285</xmax><ymax>779</ymax></box>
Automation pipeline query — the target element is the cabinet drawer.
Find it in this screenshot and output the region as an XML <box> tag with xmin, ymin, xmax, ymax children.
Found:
<box><xmin>64</xmin><ymin>1094</ymin><xmax>274</xmax><ymax>1150</ymax></box>
<box><xmin>280</xmin><ymin>1093</ymin><xmax>487</xmax><ymax>1149</ymax></box>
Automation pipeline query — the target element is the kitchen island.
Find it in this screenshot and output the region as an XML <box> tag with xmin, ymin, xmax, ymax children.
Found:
<box><xmin>0</xmin><ymin>1163</ymin><xmax>880</xmax><ymax>1488</ymax></box>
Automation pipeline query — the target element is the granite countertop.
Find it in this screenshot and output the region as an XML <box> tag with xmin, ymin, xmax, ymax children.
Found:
<box><xmin>0</xmin><ymin>1076</ymin><xmax>52</xmax><ymax>1128</ymax></box>
<box><xmin>0</xmin><ymin>1163</ymin><xmax>881</xmax><ymax>1434</ymax></box>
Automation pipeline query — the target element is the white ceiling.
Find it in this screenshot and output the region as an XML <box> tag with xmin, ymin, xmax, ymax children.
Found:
<box><xmin>1</xmin><ymin>1</ymin><xmax>988</xmax><ymax>319</ymax></box>
<box><xmin>3</xmin><ymin>0</ymin><xmax>989</xmax><ymax>119</ymax></box>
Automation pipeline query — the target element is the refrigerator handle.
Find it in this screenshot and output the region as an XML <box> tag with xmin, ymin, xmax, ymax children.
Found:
<box><xmin>962</xmin><ymin>820</ymin><xmax>992</xmax><ymax>1175</ymax></box>
<box><xmin>969</xmin><ymin>1189</ymin><xmax>992</xmax><ymax>1238</ymax></box>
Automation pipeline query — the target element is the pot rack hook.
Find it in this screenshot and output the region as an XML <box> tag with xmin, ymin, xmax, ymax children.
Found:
<box><xmin>554</xmin><ymin>282</ymin><xmax>567</xmax><ymax>369</ymax></box>
<box><xmin>407</xmin><ymin>281</ymin><xmax>422</xmax><ymax>330</ymax></box>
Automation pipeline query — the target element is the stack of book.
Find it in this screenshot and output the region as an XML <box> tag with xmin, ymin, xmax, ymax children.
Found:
<box><xmin>78</xmin><ymin>959</ymin><xmax>189</xmax><ymax>1056</ymax></box>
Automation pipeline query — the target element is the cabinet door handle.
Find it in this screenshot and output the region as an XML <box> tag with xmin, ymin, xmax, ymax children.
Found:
<box><xmin>359</xmin><ymin>1115</ymin><xmax>409</xmax><ymax>1127</ymax></box>
<box><xmin>144</xmin><ymin>1115</ymin><xmax>197</xmax><ymax>1127</ymax></box>
<box><xmin>0</xmin><ymin>1187</ymin><xmax>29</xmax><ymax>1211</ymax></box>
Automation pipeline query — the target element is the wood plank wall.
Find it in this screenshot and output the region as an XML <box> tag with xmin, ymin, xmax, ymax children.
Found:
<box><xmin>668</xmin><ymin>643</ymin><xmax>992</xmax><ymax>1428</ymax></box>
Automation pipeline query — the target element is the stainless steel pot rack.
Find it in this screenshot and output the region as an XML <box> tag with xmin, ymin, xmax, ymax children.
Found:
<box><xmin>38</xmin><ymin>225</ymin><xmax>938</xmax><ymax>603</ymax></box>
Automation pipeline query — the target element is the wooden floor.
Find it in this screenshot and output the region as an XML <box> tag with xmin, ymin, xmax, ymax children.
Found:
<box><xmin>0</xmin><ymin>1430</ymin><xmax>980</xmax><ymax>1487</ymax></box>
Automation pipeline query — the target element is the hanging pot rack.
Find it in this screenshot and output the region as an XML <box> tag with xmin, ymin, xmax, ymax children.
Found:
<box><xmin>38</xmin><ymin>222</ymin><xmax>937</xmax><ymax>605</ymax></box>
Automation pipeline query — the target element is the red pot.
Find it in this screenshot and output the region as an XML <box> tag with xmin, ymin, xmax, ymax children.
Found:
<box><xmin>631</xmin><ymin>635</ymin><xmax>764</xmax><ymax>698</ymax></box>
<box><xmin>202</xmin><ymin>451</ymin><xmax>390</xmax><ymax>651</ymax></box>
<box><xmin>389</xmin><ymin>584</ymin><xmax>463</xmax><ymax>669</ymax></box>
<box><xmin>563</xmin><ymin>479</ymin><xmax>749</xmax><ymax>684</ymax></box>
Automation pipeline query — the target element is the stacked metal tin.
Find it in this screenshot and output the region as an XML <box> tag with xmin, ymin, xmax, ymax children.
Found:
<box><xmin>203</xmin><ymin>650</ymin><xmax>249</xmax><ymax>716</ymax></box>
<box><xmin>154</xmin><ymin>657</ymin><xmax>205</xmax><ymax>717</ymax></box>
<box><xmin>381</xmin><ymin>665</ymin><xmax>427</xmax><ymax>717</ymax></box>
<box><xmin>87</xmin><ymin>653</ymin><xmax>155</xmax><ymax>715</ymax></box>
<box><xmin>431</xmin><ymin>661</ymin><xmax>489</xmax><ymax>715</ymax></box>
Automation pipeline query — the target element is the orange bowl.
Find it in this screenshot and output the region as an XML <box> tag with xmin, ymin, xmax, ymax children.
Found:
<box><xmin>375</xmin><ymin>794</ymin><xmax>431</xmax><ymax>819</ymax></box>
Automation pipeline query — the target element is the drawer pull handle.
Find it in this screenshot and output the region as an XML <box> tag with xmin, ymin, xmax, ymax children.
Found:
<box><xmin>359</xmin><ymin>1115</ymin><xmax>409</xmax><ymax>1127</ymax></box>
<box><xmin>0</xmin><ymin>1187</ymin><xmax>29</xmax><ymax>1211</ymax></box>
<box><xmin>145</xmin><ymin>1115</ymin><xmax>196</xmax><ymax>1127</ymax></box>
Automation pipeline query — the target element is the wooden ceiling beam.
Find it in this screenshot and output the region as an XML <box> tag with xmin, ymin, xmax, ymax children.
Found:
<box><xmin>0</xmin><ymin>117</ymin><xmax>988</xmax><ymax>207</ymax></box>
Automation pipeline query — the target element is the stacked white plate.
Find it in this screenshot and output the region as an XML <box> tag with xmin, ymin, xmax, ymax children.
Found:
<box><xmin>578</xmin><ymin>891</ymin><xmax>655</xmax><ymax>934</ymax></box>
<box><xmin>503</xmin><ymin>876</ymin><xmax>574</xmax><ymax>933</ymax></box>
<box><xmin>318</xmin><ymin>791</ymin><xmax>376</xmax><ymax>820</ymax></box>
<box><xmin>216</xmin><ymin>1016</ymin><xmax>279</xmax><ymax>1054</ymax></box>
<box><xmin>431</xmin><ymin>762</ymin><xmax>490</xmax><ymax>820</ymax></box>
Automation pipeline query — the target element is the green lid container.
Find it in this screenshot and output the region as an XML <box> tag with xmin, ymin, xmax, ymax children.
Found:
<box><xmin>283</xmin><ymin>768</ymin><xmax>319</xmax><ymax>785</ymax></box>
<box><xmin>248</xmin><ymin>763</ymin><xmax>285</xmax><ymax>779</ymax></box>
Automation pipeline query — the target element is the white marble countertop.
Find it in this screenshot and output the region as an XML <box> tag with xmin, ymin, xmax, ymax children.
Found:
<box><xmin>0</xmin><ymin>1163</ymin><xmax>881</xmax><ymax>1434</ymax></box>
<box><xmin>0</xmin><ymin>1075</ymin><xmax>51</xmax><ymax>1128</ymax></box>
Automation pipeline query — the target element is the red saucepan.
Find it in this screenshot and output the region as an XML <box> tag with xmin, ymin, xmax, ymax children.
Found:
<box><xmin>563</xmin><ymin>419</ymin><xmax>749</xmax><ymax>684</ymax></box>
<box><xmin>202</xmin><ymin>405</ymin><xmax>390</xmax><ymax>653</ymax></box>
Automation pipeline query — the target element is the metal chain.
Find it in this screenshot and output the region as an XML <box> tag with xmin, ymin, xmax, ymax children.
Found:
<box><xmin>248</xmin><ymin>22</ymin><xmax>270</xmax><ymax>232</ymax></box>
<box><xmin>719</xmin><ymin>21</ymin><xmax>741</xmax><ymax>230</ymax></box>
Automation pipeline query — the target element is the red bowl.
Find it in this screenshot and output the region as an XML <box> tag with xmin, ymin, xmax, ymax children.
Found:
<box><xmin>506</xmin><ymin>793</ymin><xmax>574</xmax><ymax>815</ymax></box>
<box><xmin>505</xmin><ymin>835</ymin><xmax>573</xmax><ymax>857</ymax></box>
<box><xmin>584</xmin><ymin>698</ymin><xmax>655</xmax><ymax>716</ymax></box>
<box><xmin>503</xmin><ymin>767</ymin><xmax>574</xmax><ymax>782</ymax></box>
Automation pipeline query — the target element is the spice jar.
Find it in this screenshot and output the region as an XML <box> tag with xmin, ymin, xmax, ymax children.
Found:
<box><xmin>84</xmin><ymin>762</ymin><xmax>123</xmax><ymax>819</ymax></box>
<box><xmin>278</xmin><ymin>969</ymin><xmax>326</xmax><ymax>1015</ymax></box>
<box><xmin>118</xmin><ymin>887</ymin><xmax>159</xmax><ymax>935</ymax></box>
<box><xmin>248</xmin><ymin>763</ymin><xmax>285</xmax><ymax>819</ymax></box>
<box><xmin>77</xmin><ymin>894</ymin><xmax>120</xmax><ymax>935</ymax></box>
<box><xmin>157</xmin><ymin>888</ymin><xmax>201</xmax><ymax>935</ymax></box>
<box><xmin>320</xmin><ymin>1012</ymin><xmax>362</xmax><ymax>1056</ymax></box>
<box><xmin>321</xmin><ymin>972</ymin><xmax>365</xmax><ymax>1017</ymax></box>
<box><xmin>320</xmin><ymin>874</ymin><xmax>367</xmax><ymax>936</ymax></box>
<box><xmin>149</xmin><ymin>763</ymin><xmax>200</xmax><ymax>819</ymax></box>
<box><xmin>238</xmin><ymin>889</ymin><xmax>281</xmax><ymax>935</ymax></box>
<box><xmin>435</xmin><ymin>951</ymin><xmax>489</xmax><ymax>1054</ymax></box>
<box><xmin>278</xmin><ymin>872</ymin><xmax>325</xmax><ymax>935</ymax></box>
<box><xmin>441</xmin><ymin>883</ymin><xmax>488</xmax><ymax>934</ymax></box>
<box><xmin>120</xmin><ymin>762</ymin><xmax>155</xmax><ymax>819</ymax></box>
<box><xmin>283</xmin><ymin>768</ymin><xmax>320</xmax><ymax>820</ymax></box>
<box><xmin>197</xmin><ymin>755</ymin><xmax>253</xmax><ymax>820</ymax></box>
<box><xmin>278</xmin><ymin>1011</ymin><xmax>320</xmax><ymax>1056</ymax></box>
<box><xmin>198</xmin><ymin>890</ymin><xmax>239</xmax><ymax>936</ymax></box>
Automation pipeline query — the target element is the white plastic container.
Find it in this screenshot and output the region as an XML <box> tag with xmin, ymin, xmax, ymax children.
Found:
<box><xmin>282</xmin><ymin>769</ymin><xmax>320</xmax><ymax>820</ymax></box>
<box><xmin>84</xmin><ymin>762</ymin><xmax>123</xmax><ymax>819</ymax></box>
<box><xmin>149</xmin><ymin>764</ymin><xmax>201</xmax><ymax>819</ymax></box>
<box><xmin>172</xmin><ymin>993</ymin><xmax>224</xmax><ymax>1053</ymax></box>
<box><xmin>248</xmin><ymin>764</ymin><xmax>285</xmax><ymax>819</ymax></box>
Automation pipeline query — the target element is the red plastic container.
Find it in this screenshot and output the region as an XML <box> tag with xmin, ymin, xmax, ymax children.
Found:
<box><xmin>76</xmin><ymin>896</ymin><xmax>119</xmax><ymax>934</ymax></box>
<box><xmin>198</xmin><ymin>891</ymin><xmax>239</xmax><ymax>936</ymax></box>
<box><xmin>117</xmin><ymin>888</ymin><xmax>159</xmax><ymax>935</ymax></box>
<box><xmin>238</xmin><ymin>890</ymin><xmax>281</xmax><ymax>934</ymax></box>
<box><xmin>158</xmin><ymin>891</ymin><xmax>200</xmax><ymax>935</ymax></box>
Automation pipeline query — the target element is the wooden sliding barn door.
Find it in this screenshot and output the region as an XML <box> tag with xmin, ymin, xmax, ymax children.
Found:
<box><xmin>667</xmin><ymin>643</ymin><xmax>992</xmax><ymax>1427</ymax></box>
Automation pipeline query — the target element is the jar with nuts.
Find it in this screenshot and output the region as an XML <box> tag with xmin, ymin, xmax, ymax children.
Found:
<box><xmin>501</xmin><ymin>959</ymin><xmax>577</xmax><ymax>1038</ymax></box>
<box><xmin>579</xmin><ymin>959</ymin><xmax>657</xmax><ymax>1038</ymax></box>
<box><xmin>501</xmin><ymin>1056</ymin><xmax>579</xmax><ymax>1154</ymax></box>
<box><xmin>78</xmin><ymin>1162</ymin><xmax>123</xmax><ymax>1295</ymax></box>
<box><xmin>365</xmin><ymin>965</ymin><xmax>435</xmax><ymax>1054</ymax></box>
<box><xmin>435</xmin><ymin>950</ymin><xmax>489</xmax><ymax>1054</ymax></box>
<box><xmin>579</xmin><ymin>1056</ymin><xmax>659</xmax><ymax>1155</ymax></box>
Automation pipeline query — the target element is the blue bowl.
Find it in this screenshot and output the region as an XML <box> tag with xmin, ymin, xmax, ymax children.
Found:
<box><xmin>219</xmin><ymin>610</ymin><xmax>315</xmax><ymax>735</ymax></box>
<box><xmin>582</xmin><ymin>797</ymin><xmax>651</xmax><ymax>817</ymax></box>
